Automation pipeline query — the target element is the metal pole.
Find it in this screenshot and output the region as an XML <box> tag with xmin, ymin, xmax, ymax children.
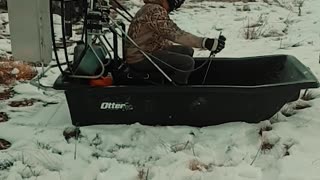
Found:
<box><xmin>108</xmin><ymin>18</ymin><xmax>174</xmax><ymax>84</ymax></box>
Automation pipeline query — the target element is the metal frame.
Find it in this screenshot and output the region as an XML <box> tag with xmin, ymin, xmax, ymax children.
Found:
<box><xmin>27</xmin><ymin>0</ymin><xmax>175</xmax><ymax>89</ymax></box>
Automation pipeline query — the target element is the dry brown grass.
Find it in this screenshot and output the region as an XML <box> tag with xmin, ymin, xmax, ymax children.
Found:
<box><xmin>8</xmin><ymin>99</ymin><xmax>36</xmax><ymax>107</ymax></box>
<box><xmin>243</xmin><ymin>14</ymin><xmax>269</xmax><ymax>40</ymax></box>
<box><xmin>0</xmin><ymin>58</ymin><xmax>37</xmax><ymax>85</ymax></box>
<box><xmin>301</xmin><ymin>90</ymin><xmax>320</xmax><ymax>101</ymax></box>
<box><xmin>189</xmin><ymin>159</ymin><xmax>209</xmax><ymax>171</ymax></box>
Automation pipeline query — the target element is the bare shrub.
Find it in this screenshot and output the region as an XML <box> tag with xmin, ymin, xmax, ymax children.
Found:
<box><xmin>137</xmin><ymin>168</ymin><xmax>149</xmax><ymax>180</ymax></box>
<box><xmin>243</xmin><ymin>15</ymin><xmax>268</xmax><ymax>40</ymax></box>
<box><xmin>295</xmin><ymin>0</ymin><xmax>306</xmax><ymax>16</ymax></box>
<box><xmin>273</xmin><ymin>0</ymin><xmax>294</xmax><ymax>11</ymax></box>
<box><xmin>301</xmin><ymin>89</ymin><xmax>320</xmax><ymax>101</ymax></box>
<box><xmin>170</xmin><ymin>141</ymin><xmax>191</xmax><ymax>153</ymax></box>
<box><xmin>272</xmin><ymin>0</ymin><xmax>306</xmax><ymax>15</ymax></box>
<box><xmin>0</xmin><ymin>159</ymin><xmax>13</xmax><ymax>170</ymax></box>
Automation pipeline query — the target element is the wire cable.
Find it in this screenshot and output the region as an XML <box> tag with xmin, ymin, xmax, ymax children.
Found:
<box><xmin>109</xmin><ymin>0</ymin><xmax>134</xmax><ymax>20</ymax></box>
<box><xmin>202</xmin><ymin>32</ymin><xmax>221</xmax><ymax>84</ymax></box>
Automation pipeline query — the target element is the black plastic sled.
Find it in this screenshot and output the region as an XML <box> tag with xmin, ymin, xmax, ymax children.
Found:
<box><xmin>53</xmin><ymin>54</ymin><xmax>319</xmax><ymax>127</ymax></box>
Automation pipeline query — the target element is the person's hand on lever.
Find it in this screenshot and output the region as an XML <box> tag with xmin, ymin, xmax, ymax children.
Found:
<box><xmin>202</xmin><ymin>35</ymin><xmax>226</xmax><ymax>54</ymax></box>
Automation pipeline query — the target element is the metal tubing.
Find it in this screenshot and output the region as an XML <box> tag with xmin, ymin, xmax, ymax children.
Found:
<box><xmin>60</xmin><ymin>0</ymin><xmax>73</xmax><ymax>73</ymax></box>
<box><xmin>119</xmin><ymin>22</ymin><xmax>126</xmax><ymax>62</ymax></box>
<box><xmin>109</xmin><ymin>0</ymin><xmax>134</xmax><ymax>19</ymax></box>
<box><xmin>110</xmin><ymin>27</ymin><xmax>119</xmax><ymax>63</ymax></box>
<box><xmin>65</xmin><ymin>0</ymin><xmax>73</xmax><ymax>38</ymax></box>
<box><xmin>108</xmin><ymin>18</ymin><xmax>174</xmax><ymax>84</ymax></box>
<box><xmin>49</xmin><ymin>0</ymin><xmax>65</xmax><ymax>75</ymax></box>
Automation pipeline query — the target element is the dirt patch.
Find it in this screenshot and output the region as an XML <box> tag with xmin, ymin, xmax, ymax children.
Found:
<box><xmin>261</xmin><ymin>141</ymin><xmax>274</xmax><ymax>152</ymax></box>
<box><xmin>8</xmin><ymin>99</ymin><xmax>36</xmax><ymax>107</ymax></box>
<box><xmin>0</xmin><ymin>138</ymin><xmax>11</xmax><ymax>150</ymax></box>
<box><xmin>0</xmin><ymin>112</ymin><xmax>9</xmax><ymax>123</ymax></box>
<box><xmin>0</xmin><ymin>88</ymin><xmax>14</xmax><ymax>100</ymax></box>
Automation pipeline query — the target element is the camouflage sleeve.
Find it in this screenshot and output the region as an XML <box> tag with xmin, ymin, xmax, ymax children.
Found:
<box><xmin>146</xmin><ymin>5</ymin><xmax>204</xmax><ymax>48</ymax></box>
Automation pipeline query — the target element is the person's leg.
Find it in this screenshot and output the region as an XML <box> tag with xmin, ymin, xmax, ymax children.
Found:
<box><xmin>129</xmin><ymin>50</ymin><xmax>195</xmax><ymax>84</ymax></box>
<box><xmin>165</xmin><ymin>45</ymin><xmax>194</xmax><ymax>57</ymax></box>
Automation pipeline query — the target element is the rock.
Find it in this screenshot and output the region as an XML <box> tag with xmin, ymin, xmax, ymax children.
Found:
<box><xmin>63</xmin><ymin>127</ymin><xmax>81</xmax><ymax>142</ymax></box>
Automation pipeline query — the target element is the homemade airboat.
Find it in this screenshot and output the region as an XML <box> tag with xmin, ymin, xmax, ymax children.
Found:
<box><xmin>11</xmin><ymin>0</ymin><xmax>319</xmax><ymax>126</ymax></box>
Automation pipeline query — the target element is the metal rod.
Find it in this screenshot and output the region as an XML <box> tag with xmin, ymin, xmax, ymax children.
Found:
<box><xmin>29</xmin><ymin>63</ymin><xmax>60</xmax><ymax>90</ymax></box>
<box><xmin>202</xmin><ymin>54</ymin><xmax>215</xmax><ymax>85</ymax></box>
<box><xmin>60</xmin><ymin>0</ymin><xmax>73</xmax><ymax>73</ymax></box>
<box><xmin>97</xmin><ymin>36</ymin><xmax>113</xmax><ymax>64</ymax></box>
<box><xmin>108</xmin><ymin>17</ymin><xmax>174</xmax><ymax>84</ymax></box>
<box><xmin>110</xmin><ymin>27</ymin><xmax>119</xmax><ymax>64</ymax></box>
<box><xmin>202</xmin><ymin>32</ymin><xmax>222</xmax><ymax>85</ymax></box>
<box><xmin>120</xmin><ymin>22</ymin><xmax>126</xmax><ymax>62</ymax></box>
<box><xmin>49</xmin><ymin>0</ymin><xmax>65</xmax><ymax>75</ymax></box>
<box><xmin>102</xmin><ymin>34</ymin><xmax>115</xmax><ymax>53</ymax></box>
<box><xmin>65</xmin><ymin>0</ymin><xmax>73</xmax><ymax>38</ymax></box>
<box><xmin>82</xmin><ymin>0</ymin><xmax>88</xmax><ymax>44</ymax></box>
<box><xmin>109</xmin><ymin>0</ymin><xmax>134</xmax><ymax>19</ymax></box>
<box><xmin>90</xmin><ymin>0</ymin><xmax>94</xmax><ymax>10</ymax></box>
<box><xmin>111</xmin><ymin>7</ymin><xmax>132</xmax><ymax>22</ymax></box>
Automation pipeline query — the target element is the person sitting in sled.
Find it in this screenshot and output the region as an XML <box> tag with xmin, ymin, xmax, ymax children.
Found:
<box><xmin>125</xmin><ymin>0</ymin><xmax>226</xmax><ymax>85</ymax></box>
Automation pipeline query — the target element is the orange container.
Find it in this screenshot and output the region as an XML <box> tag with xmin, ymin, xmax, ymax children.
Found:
<box><xmin>89</xmin><ymin>76</ymin><xmax>113</xmax><ymax>87</ymax></box>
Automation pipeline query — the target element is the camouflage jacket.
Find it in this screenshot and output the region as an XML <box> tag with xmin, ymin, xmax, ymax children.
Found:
<box><xmin>125</xmin><ymin>0</ymin><xmax>204</xmax><ymax>64</ymax></box>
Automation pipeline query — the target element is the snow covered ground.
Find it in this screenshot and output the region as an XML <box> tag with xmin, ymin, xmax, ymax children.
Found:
<box><xmin>1</xmin><ymin>0</ymin><xmax>320</xmax><ymax>179</ymax></box>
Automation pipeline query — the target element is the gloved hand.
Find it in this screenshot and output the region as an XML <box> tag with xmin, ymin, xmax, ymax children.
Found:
<box><xmin>202</xmin><ymin>35</ymin><xmax>226</xmax><ymax>54</ymax></box>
